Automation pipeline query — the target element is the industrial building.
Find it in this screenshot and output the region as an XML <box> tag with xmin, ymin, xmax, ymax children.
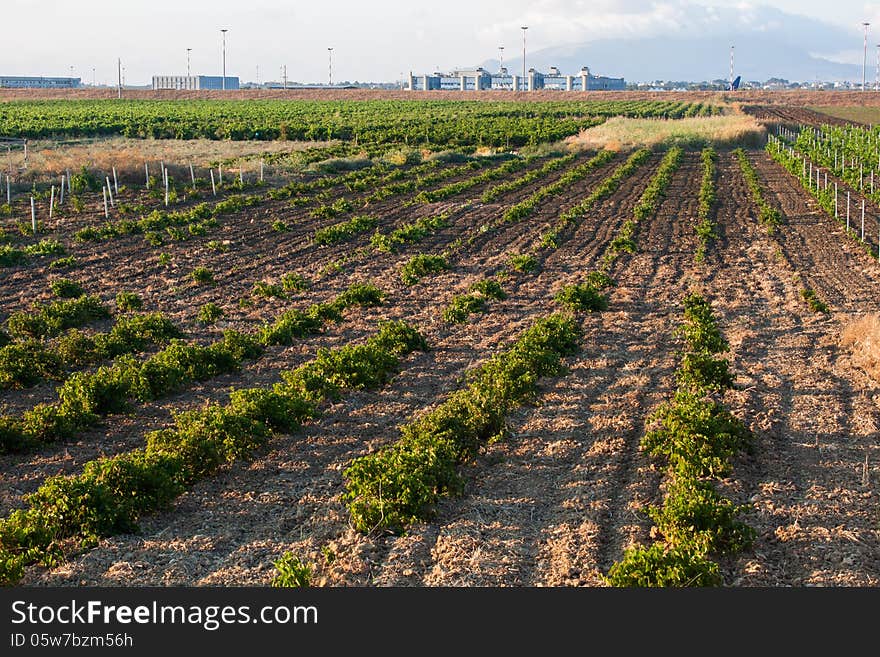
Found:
<box><xmin>408</xmin><ymin>67</ymin><xmax>625</xmax><ymax>92</ymax></box>
<box><xmin>152</xmin><ymin>75</ymin><xmax>240</xmax><ymax>90</ymax></box>
<box><xmin>0</xmin><ymin>76</ymin><xmax>80</xmax><ymax>88</ymax></box>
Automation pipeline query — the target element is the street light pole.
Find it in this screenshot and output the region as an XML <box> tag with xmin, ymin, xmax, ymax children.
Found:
<box><xmin>187</xmin><ymin>48</ymin><xmax>192</xmax><ymax>78</ymax></box>
<box><xmin>328</xmin><ymin>47</ymin><xmax>334</xmax><ymax>86</ymax></box>
<box><xmin>521</xmin><ymin>26</ymin><xmax>528</xmax><ymax>89</ymax></box>
<box><xmin>864</xmin><ymin>22</ymin><xmax>871</xmax><ymax>91</ymax></box>
<box><xmin>221</xmin><ymin>29</ymin><xmax>228</xmax><ymax>90</ymax></box>
<box><xmin>499</xmin><ymin>45</ymin><xmax>504</xmax><ymax>72</ymax></box>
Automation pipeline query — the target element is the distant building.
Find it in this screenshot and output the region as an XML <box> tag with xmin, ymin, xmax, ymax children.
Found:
<box><xmin>408</xmin><ymin>66</ymin><xmax>625</xmax><ymax>92</ymax></box>
<box><xmin>0</xmin><ymin>76</ymin><xmax>80</xmax><ymax>89</ymax></box>
<box><xmin>152</xmin><ymin>75</ymin><xmax>240</xmax><ymax>90</ymax></box>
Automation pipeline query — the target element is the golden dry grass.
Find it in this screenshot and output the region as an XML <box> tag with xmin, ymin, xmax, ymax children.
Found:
<box><xmin>4</xmin><ymin>137</ymin><xmax>337</xmax><ymax>183</ymax></box>
<box><xmin>567</xmin><ymin>114</ymin><xmax>767</xmax><ymax>150</ymax></box>
<box><xmin>841</xmin><ymin>313</ymin><xmax>880</xmax><ymax>382</ymax></box>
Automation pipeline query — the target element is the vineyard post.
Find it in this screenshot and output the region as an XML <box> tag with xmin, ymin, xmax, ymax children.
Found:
<box><xmin>210</xmin><ymin>169</ymin><xmax>216</xmax><ymax>196</ymax></box>
<box><xmin>59</xmin><ymin>176</ymin><xmax>64</xmax><ymax>205</ymax></box>
<box><xmin>260</xmin><ymin>159</ymin><xmax>264</xmax><ymax>182</ymax></box>
<box><xmin>6</xmin><ymin>175</ymin><xmax>10</xmax><ymax>205</ymax></box>
<box><xmin>49</xmin><ymin>186</ymin><xmax>54</xmax><ymax>219</ymax></box>
<box><xmin>239</xmin><ymin>161</ymin><xmax>243</xmax><ymax>185</ymax></box>
<box><xmin>164</xmin><ymin>176</ymin><xmax>169</xmax><ymax>207</ymax></box>
<box><xmin>105</xmin><ymin>177</ymin><xmax>114</xmax><ymax>207</ymax></box>
<box><xmin>112</xmin><ymin>167</ymin><xmax>118</xmax><ymax>195</ymax></box>
<box><xmin>66</xmin><ymin>169</ymin><xmax>71</xmax><ymax>193</ymax></box>
<box><xmin>862</xmin><ymin>199</ymin><xmax>866</xmax><ymax>240</ymax></box>
<box><xmin>30</xmin><ymin>196</ymin><xmax>35</xmax><ymax>233</ymax></box>
<box><xmin>189</xmin><ymin>163</ymin><xmax>195</xmax><ymax>186</ymax></box>
<box><xmin>861</xmin><ymin>163</ymin><xmax>864</xmax><ymax>189</ymax></box>
<box><xmin>847</xmin><ymin>191</ymin><xmax>851</xmax><ymax>230</ymax></box>
<box><xmin>160</xmin><ymin>161</ymin><xmax>165</xmax><ymax>185</ymax></box>
<box><xmin>102</xmin><ymin>187</ymin><xmax>108</xmax><ymax>218</ymax></box>
<box><xmin>145</xmin><ymin>162</ymin><xmax>150</xmax><ymax>188</ymax></box>
<box><xmin>835</xmin><ymin>183</ymin><xmax>838</xmax><ymax>217</ymax></box>
<box><xmin>824</xmin><ymin>172</ymin><xmax>828</xmax><ymax>191</ymax></box>
<box><xmin>218</xmin><ymin>165</ymin><xmax>223</xmax><ymax>185</ymax></box>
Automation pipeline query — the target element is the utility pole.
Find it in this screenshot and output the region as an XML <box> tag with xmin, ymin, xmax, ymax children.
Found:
<box><xmin>187</xmin><ymin>48</ymin><xmax>192</xmax><ymax>77</ymax></box>
<box><xmin>221</xmin><ymin>29</ymin><xmax>228</xmax><ymax>90</ymax></box>
<box><xmin>521</xmin><ymin>26</ymin><xmax>528</xmax><ymax>88</ymax></box>
<box><xmin>499</xmin><ymin>45</ymin><xmax>504</xmax><ymax>72</ymax></box>
<box><xmin>328</xmin><ymin>47</ymin><xmax>334</xmax><ymax>86</ymax></box>
<box><xmin>864</xmin><ymin>22</ymin><xmax>871</xmax><ymax>91</ymax></box>
<box><xmin>117</xmin><ymin>58</ymin><xmax>122</xmax><ymax>98</ymax></box>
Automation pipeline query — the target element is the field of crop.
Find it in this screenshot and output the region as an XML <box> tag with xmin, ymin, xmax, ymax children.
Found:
<box><xmin>0</xmin><ymin>95</ymin><xmax>878</xmax><ymax>587</ymax></box>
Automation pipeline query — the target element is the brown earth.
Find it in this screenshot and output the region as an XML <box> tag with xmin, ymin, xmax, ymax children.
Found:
<box><xmin>5</xmin><ymin>145</ymin><xmax>878</xmax><ymax>587</ymax></box>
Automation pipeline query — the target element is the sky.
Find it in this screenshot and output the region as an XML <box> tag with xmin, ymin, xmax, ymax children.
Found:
<box><xmin>2</xmin><ymin>1</ymin><xmax>880</xmax><ymax>85</ymax></box>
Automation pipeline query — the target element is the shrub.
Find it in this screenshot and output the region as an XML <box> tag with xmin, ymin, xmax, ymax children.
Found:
<box><xmin>272</xmin><ymin>553</ymin><xmax>313</xmax><ymax>587</ymax></box>
<box><xmin>49</xmin><ymin>279</ymin><xmax>85</xmax><ymax>299</ymax></box>
<box><xmin>648</xmin><ymin>478</ymin><xmax>756</xmax><ymax>555</ymax></box>
<box><xmin>400</xmin><ymin>254</ymin><xmax>449</xmax><ymax>285</ymax></box>
<box><xmin>554</xmin><ymin>283</ymin><xmax>608</xmax><ymax>312</ymax></box>
<box><xmin>605</xmin><ymin>544</ymin><xmax>722</xmax><ymax>587</ymax></box>
<box><xmin>191</xmin><ymin>267</ymin><xmax>214</xmax><ymax>285</ymax></box>
<box><xmin>469</xmin><ymin>279</ymin><xmax>506</xmax><ymax>300</ymax></box>
<box><xmin>116</xmin><ymin>291</ymin><xmax>143</xmax><ymax>312</ymax></box>
<box><xmin>281</xmin><ymin>272</ymin><xmax>309</xmax><ymax>292</ymax></box>
<box><xmin>6</xmin><ymin>296</ymin><xmax>110</xmax><ymax>340</ymax></box>
<box><xmin>801</xmin><ymin>288</ymin><xmax>829</xmax><ymax>314</ymax></box>
<box><xmin>198</xmin><ymin>302</ymin><xmax>224</xmax><ymax>325</ymax></box>
<box><xmin>313</xmin><ymin>215</ymin><xmax>377</xmax><ymax>245</ymax></box>
<box><xmin>508</xmin><ymin>253</ymin><xmax>538</xmax><ymax>273</ymax></box>
<box><xmin>442</xmin><ymin>294</ymin><xmax>486</xmax><ymax>323</ymax></box>
<box><xmin>252</xmin><ymin>281</ymin><xmax>286</xmax><ymax>299</ymax></box>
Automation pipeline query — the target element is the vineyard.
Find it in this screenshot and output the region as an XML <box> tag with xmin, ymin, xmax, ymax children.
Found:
<box><xmin>0</xmin><ymin>96</ymin><xmax>878</xmax><ymax>588</ymax></box>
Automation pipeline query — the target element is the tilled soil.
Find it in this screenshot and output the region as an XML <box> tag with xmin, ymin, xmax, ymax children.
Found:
<box><xmin>7</xmin><ymin>149</ymin><xmax>880</xmax><ymax>587</ymax></box>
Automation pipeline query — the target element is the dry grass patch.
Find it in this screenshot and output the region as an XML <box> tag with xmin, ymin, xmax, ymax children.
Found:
<box><xmin>9</xmin><ymin>137</ymin><xmax>338</xmax><ymax>184</ymax></box>
<box><xmin>567</xmin><ymin>115</ymin><xmax>766</xmax><ymax>150</ymax></box>
<box><xmin>841</xmin><ymin>313</ymin><xmax>880</xmax><ymax>382</ymax></box>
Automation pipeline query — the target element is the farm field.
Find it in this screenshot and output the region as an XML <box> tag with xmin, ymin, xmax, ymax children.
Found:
<box><xmin>0</xmin><ymin>95</ymin><xmax>878</xmax><ymax>587</ymax></box>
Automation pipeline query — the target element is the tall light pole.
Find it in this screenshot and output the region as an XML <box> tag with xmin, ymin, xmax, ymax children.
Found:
<box><xmin>521</xmin><ymin>26</ymin><xmax>528</xmax><ymax>88</ymax></box>
<box><xmin>328</xmin><ymin>47</ymin><xmax>334</xmax><ymax>86</ymax></box>
<box><xmin>221</xmin><ymin>29</ymin><xmax>228</xmax><ymax>90</ymax></box>
<box><xmin>499</xmin><ymin>45</ymin><xmax>504</xmax><ymax>72</ymax></box>
<box><xmin>187</xmin><ymin>48</ymin><xmax>192</xmax><ymax>77</ymax></box>
<box><xmin>729</xmin><ymin>45</ymin><xmax>734</xmax><ymax>90</ymax></box>
<box><xmin>863</xmin><ymin>22</ymin><xmax>870</xmax><ymax>91</ymax></box>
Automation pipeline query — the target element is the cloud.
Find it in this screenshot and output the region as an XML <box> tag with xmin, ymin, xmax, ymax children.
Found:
<box><xmin>479</xmin><ymin>1</ymin><xmax>854</xmax><ymax>53</ymax></box>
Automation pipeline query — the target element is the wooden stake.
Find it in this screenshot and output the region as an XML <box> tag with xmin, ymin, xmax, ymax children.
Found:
<box><xmin>210</xmin><ymin>169</ymin><xmax>216</xmax><ymax>196</ymax></box>
<box><xmin>103</xmin><ymin>187</ymin><xmax>109</xmax><ymax>218</ymax></box>
<box><xmin>112</xmin><ymin>167</ymin><xmax>118</xmax><ymax>195</ymax></box>
<box><xmin>59</xmin><ymin>175</ymin><xmax>65</xmax><ymax>205</ymax></box>
<box><xmin>190</xmin><ymin>163</ymin><xmax>195</xmax><ymax>185</ymax></box>
<box><xmin>30</xmin><ymin>196</ymin><xmax>36</xmax><ymax>233</ymax></box>
<box><xmin>49</xmin><ymin>185</ymin><xmax>55</xmax><ymax>219</ymax></box>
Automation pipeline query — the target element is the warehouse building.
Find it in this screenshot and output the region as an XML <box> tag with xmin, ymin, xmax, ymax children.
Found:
<box><xmin>408</xmin><ymin>66</ymin><xmax>624</xmax><ymax>91</ymax></box>
<box><xmin>0</xmin><ymin>76</ymin><xmax>80</xmax><ymax>88</ymax></box>
<box><xmin>152</xmin><ymin>75</ymin><xmax>240</xmax><ymax>90</ymax></box>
